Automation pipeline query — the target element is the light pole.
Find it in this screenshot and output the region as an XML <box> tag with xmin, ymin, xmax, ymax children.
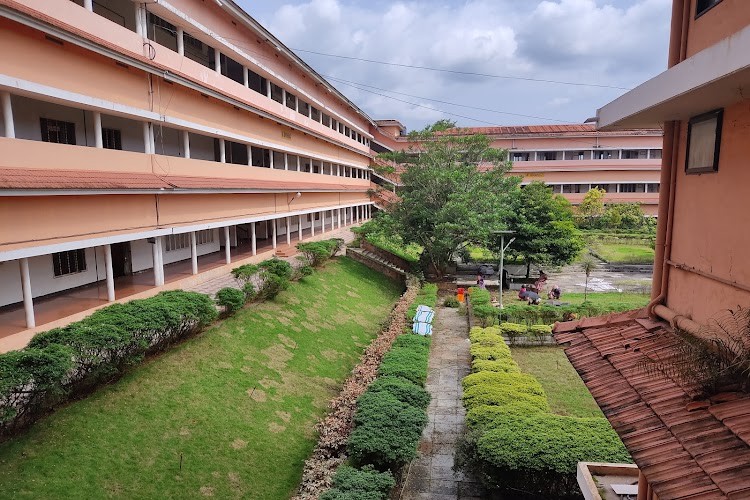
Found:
<box><xmin>494</xmin><ymin>230</ymin><xmax>515</xmax><ymax>310</ymax></box>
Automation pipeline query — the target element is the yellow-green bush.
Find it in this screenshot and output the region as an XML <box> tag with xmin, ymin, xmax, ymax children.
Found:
<box><xmin>461</xmin><ymin>371</ymin><xmax>544</xmax><ymax>397</ymax></box>
<box><xmin>469</xmin><ymin>328</ymin><xmax>505</xmax><ymax>347</ymax></box>
<box><xmin>469</xmin><ymin>344</ymin><xmax>514</xmax><ymax>361</ymax></box>
<box><xmin>466</xmin><ymin>403</ymin><xmax>547</xmax><ymax>430</ymax></box>
<box><xmin>471</xmin><ymin>359</ymin><xmax>520</xmax><ymax>374</ymax></box>
<box><xmin>462</xmin><ymin>384</ymin><xmax>549</xmax><ymax>412</ymax></box>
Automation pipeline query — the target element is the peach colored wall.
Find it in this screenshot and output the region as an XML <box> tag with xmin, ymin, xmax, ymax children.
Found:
<box><xmin>8</xmin><ymin>0</ymin><xmax>371</xmax><ymax>151</ymax></box>
<box><xmin>666</xmin><ymin>100</ymin><xmax>750</xmax><ymax>323</ymax></box>
<box><xmin>686</xmin><ymin>0</ymin><xmax>750</xmax><ymax>57</ymax></box>
<box><xmin>0</xmin><ymin>138</ymin><xmax>371</xmax><ymax>187</ymax></box>
<box><xmin>490</xmin><ymin>136</ymin><xmax>663</xmax><ymax>150</ymax></box>
<box><xmin>0</xmin><ymin>191</ymin><xmax>369</xmax><ymax>250</ymax></box>
<box><xmin>515</xmin><ymin>170</ymin><xmax>660</xmax><ymax>183</ymax></box>
<box><xmin>0</xmin><ymin>21</ymin><xmax>370</xmax><ymax>168</ymax></box>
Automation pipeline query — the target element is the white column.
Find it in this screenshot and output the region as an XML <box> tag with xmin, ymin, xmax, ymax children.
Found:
<box><xmin>224</xmin><ymin>226</ymin><xmax>231</xmax><ymax>264</ymax></box>
<box><xmin>182</xmin><ymin>130</ymin><xmax>190</xmax><ymax>159</ymax></box>
<box><xmin>298</xmin><ymin>215</ymin><xmax>304</xmax><ymax>241</ymax></box>
<box><xmin>266</xmin><ymin>80</ymin><xmax>272</xmax><ymax>99</ymax></box>
<box><xmin>214</xmin><ymin>48</ymin><xmax>221</xmax><ymax>73</ymax></box>
<box><xmin>272</xmin><ymin>220</ymin><xmax>277</xmax><ymax>249</ymax></box>
<box><xmin>311</xmin><ymin>214</ymin><xmax>315</xmax><ymax>237</ymax></box>
<box><xmin>243</xmin><ymin>67</ymin><xmax>249</xmax><ymax>87</ymax></box>
<box><xmin>104</xmin><ymin>244</ymin><xmax>115</xmax><ymax>302</ymax></box>
<box><xmin>337</xmin><ymin>208</ymin><xmax>342</xmax><ymax>228</ymax></box>
<box><xmin>269</xmin><ymin>151</ymin><xmax>274</xmax><ymax>169</ymax></box>
<box><xmin>251</xmin><ymin>222</ymin><xmax>257</xmax><ymax>256</ymax></box>
<box><xmin>135</xmin><ymin>3</ymin><xmax>144</xmax><ymax>37</ymax></box>
<box><xmin>286</xmin><ymin>216</ymin><xmax>291</xmax><ymax>245</ymax></box>
<box><xmin>337</xmin><ymin>164</ymin><xmax>341</xmax><ymax>176</ymax></box>
<box><xmin>157</xmin><ymin>237</ymin><xmax>165</xmax><ymax>285</ymax></box>
<box><xmin>190</xmin><ymin>232</ymin><xmax>198</xmax><ymax>275</ymax></box>
<box><xmin>219</xmin><ymin>139</ymin><xmax>226</xmax><ymax>163</ymax></box>
<box><xmin>19</xmin><ymin>258</ymin><xmax>35</xmax><ymax>329</ymax></box>
<box><xmin>321</xmin><ymin>162</ymin><xmax>325</xmax><ymax>175</ymax></box>
<box><xmin>176</xmin><ymin>27</ymin><xmax>184</xmax><ymax>56</ymax></box>
<box><xmin>1</xmin><ymin>92</ymin><xmax>15</xmax><ymax>139</ymax></box>
<box><xmin>93</xmin><ymin>111</ymin><xmax>103</xmax><ymax>148</ymax></box>
<box><xmin>321</xmin><ymin>211</ymin><xmax>326</xmax><ymax>233</ymax></box>
<box><xmin>284</xmin><ymin>153</ymin><xmax>288</xmax><ymax>171</ymax></box>
<box><xmin>143</xmin><ymin>122</ymin><xmax>152</xmax><ymax>154</ymax></box>
<box><xmin>297</xmin><ymin>156</ymin><xmax>301</xmax><ymax>172</ymax></box>
<box><xmin>152</xmin><ymin>239</ymin><xmax>163</xmax><ymax>286</ymax></box>
<box><xmin>83</xmin><ymin>0</ymin><xmax>93</xmax><ymax>11</ymax></box>
<box><xmin>247</xmin><ymin>145</ymin><xmax>252</xmax><ymax>166</ymax></box>
<box><xmin>282</xmin><ymin>89</ymin><xmax>287</xmax><ymax>107</ymax></box>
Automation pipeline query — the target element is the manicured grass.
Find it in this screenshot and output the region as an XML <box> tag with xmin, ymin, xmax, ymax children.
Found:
<box><xmin>0</xmin><ymin>258</ymin><xmax>401</xmax><ymax>499</ymax></box>
<box><xmin>591</xmin><ymin>242</ymin><xmax>654</xmax><ymax>264</ymax></box>
<box><xmin>366</xmin><ymin>235</ymin><xmax>422</xmax><ymax>263</ymax></box>
<box><xmin>510</xmin><ymin>347</ymin><xmax>604</xmax><ymax>418</ymax></box>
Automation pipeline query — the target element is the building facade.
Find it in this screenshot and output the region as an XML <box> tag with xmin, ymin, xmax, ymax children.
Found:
<box><xmin>558</xmin><ymin>1</ymin><xmax>750</xmax><ymax>498</ymax></box>
<box><xmin>0</xmin><ymin>0</ymin><xmax>374</xmax><ymax>340</ymax></box>
<box><xmin>373</xmin><ymin>122</ymin><xmax>664</xmax><ymax>215</ymax></box>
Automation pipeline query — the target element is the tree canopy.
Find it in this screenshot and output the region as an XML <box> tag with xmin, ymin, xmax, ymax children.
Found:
<box><xmin>497</xmin><ymin>181</ymin><xmax>584</xmax><ymax>276</ymax></box>
<box><xmin>380</xmin><ymin>121</ymin><xmax>518</xmax><ymax>276</ymax></box>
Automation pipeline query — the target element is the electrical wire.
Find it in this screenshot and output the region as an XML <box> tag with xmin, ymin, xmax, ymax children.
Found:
<box><xmin>291</xmin><ymin>48</ymin><xmax>632</xmax><ymax>91</ymax></box>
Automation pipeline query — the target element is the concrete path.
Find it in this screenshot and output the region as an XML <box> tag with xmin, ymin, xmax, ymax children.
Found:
<box><xmin>400</xmin><ymin>305</ymin><xmax>484</xmax><ymax>500</ymax></box>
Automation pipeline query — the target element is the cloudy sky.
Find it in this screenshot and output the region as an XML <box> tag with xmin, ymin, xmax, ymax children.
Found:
<box><xmin>237</xmin><ymin>0</ymin><xmax>672</xmax><ymax>131</ymax></box>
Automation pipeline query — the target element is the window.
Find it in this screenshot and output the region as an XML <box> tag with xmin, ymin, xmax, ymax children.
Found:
<box><xmin>147</xmin><ymin>13</ymin><xmax>177</xmax><ymax>52</ymax></box>
<box><xmin>247</xmin><ymin>69</ymin><xmax>267</xmax><ymax>95</ymax></box>
<box><xmin>251</xmin><ymin>146</ymin><xmax>271</xmax><ymax>167</ymax></box>
<box><xmin>285</xmin><ymin>92</ymin><xmax>297</xmax><ymax>111</ymax></box>
<box><xmin>310</xmin><ymin>106</ymin><xmax>321</xmax><ymax>122</ymax></box>
<box><xmin>270</xmin><ymin>83</ymin><xmax>283</xmax><ymax>104</ymax></box>
<box><xmin>696</xmin><ymin>0</ymin><xmax>722</xmax><ymax>17</ymax></box>
<box><xmin>686</xmin><ymin>109</ymin><xmax>723</xmax><ymax>174</ymax></box>
<box><xmin>322</xmin><ymin>113</ymin><xmax>331</xmax><ymax>127</ymax></box>
<box><xmin>551</xmin><ymin>185</ymin><xmax>562</xmax><ymax>194</ymax></box>
<box><xmin>619</xmin><ymin>183</ymin><xmax>646</xmax><ymax>193</ymax></box>
<box><xmin>591</xmin><ymin>184</ymin><xmax>615</xmax><ymax>193</ymax></box>
<box><xmin>512</xmin><ymin>152</ymin><xmax>530</xmax><ymax>162</ymax></box>
<box><xmin>650</xmin><ymin>149</ymin><xmax>662</xmax><ymax>160</ymax></box>
<box><xmin>40</xmin><ymin>118</ymin><xmax>76</xmax><ymax>145</ymax></box>
<box><xmin>53</xmin><ymin>249</ymin><xmax>87</xmax><ymax>276</ymax></box>
<box><xmin>220</xmin><ymin>54</ymin><xmax>244</xmax><ymax>84</ymax></box>
<box><xmin>225</xmin><ymin>140</ymin><xmax>248</xmax><ymax>165</ymax></box>
<box><xmin>562</xmin><ymin>184</ymin><xmax>588</xmax><ymax>194</ymax></box>
<box><xmin>298</xmin><ymin>100</ymin><xmax>310</xmax><ymax>117</ymax></box>
<box><xmin>102</xmin><ymin>128</ymin><xmax>122</xmax><ymax>150</ymax></box>
<box><xmin>539</xmin><ymin>152</ymin><xmax>559</xmax><ymax>161</ymax></box>
<box><xmin>647</xmin><ymin>184</ymin><xmax>660</xmax><ymax>193</ymax></box>
<box><xmin>165</xmin><ymin>230</ymin><xmax>214</xmax><ymax>251</ymax></box>
<box><xmin>621</xmin><ymin>149</ymin><xmax>648</xmax><ymax>159</ymax></box>
<box><xmin>183</xmin><ymin>33</ymin><xmax>213</xmax><ymax>69</ymax></box>
<box><xmin>594</xmin><ymin>150</ymin><xmax>616</xmax><ymax>160</ymax></box>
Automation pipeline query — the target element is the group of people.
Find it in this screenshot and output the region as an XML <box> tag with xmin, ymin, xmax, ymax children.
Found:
<box><xmin>518</xmin><ymin>271</ymin><xmax>561</xmax><ymax>305</ymax></box>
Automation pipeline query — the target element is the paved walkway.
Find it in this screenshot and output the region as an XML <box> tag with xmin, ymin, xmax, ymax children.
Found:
<box><xmin>401</xmin><ymin>305</ymin><xmax>484</xmax><ymax>500</ymax></box>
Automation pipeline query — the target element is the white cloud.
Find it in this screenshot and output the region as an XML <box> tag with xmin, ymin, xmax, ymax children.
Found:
<box><xmin>247</xmin><ymin>0</ymin><xmax>671</xmax><ymax>131</ymax></box>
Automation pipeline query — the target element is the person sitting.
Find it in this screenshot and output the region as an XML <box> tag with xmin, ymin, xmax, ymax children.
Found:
<box><xmin>525</xmin><ymin>291</ymin><xmax>541</xmax><ymax>305</ymax></box>
<box><xmin>518</xmin><ymin>286</ymin><xmax>529</xmax><ymax>300</ymax></box>
<box><xmin>548</xmin><ymin>285</ymin><xmax>561</xmax><ymax>300</ymax></box>
<box><xmin>477</xmin><ymin>275</ymin><xmax>486</xmax><ymax>290</ymax></box>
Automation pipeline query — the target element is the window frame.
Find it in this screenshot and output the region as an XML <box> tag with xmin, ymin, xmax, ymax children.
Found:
<box><xmin>102</xmin><ymin>127</ymin><xmax>122</xmax><ymax>150</ymax></box>
<box><xmin>52</xmin><ymin>249</ymin><xmax>87</xmax><ymax>277</ymax></box>
<box><xmin>40</xmin><ymin>118</ymin><xmax>76</xmax><ymax>145</ymax></box>
<box><xmin>695</xmin><ymin>0</ymin><xmax>723</xmax><ymax>19</ymax></box>
<box><xmin>685</xmin><ymin>108</ymin><xmax>723</xmax><ymax>175</ymax></box>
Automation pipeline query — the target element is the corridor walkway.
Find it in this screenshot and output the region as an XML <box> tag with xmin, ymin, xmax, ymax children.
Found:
<box><xmin>400</xmin><ymin>304</ymin><xmax>484</xmax><ymax>500</ymax></box>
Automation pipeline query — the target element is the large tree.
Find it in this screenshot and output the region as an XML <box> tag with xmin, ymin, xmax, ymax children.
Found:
<box><xmin>498</xmin><ymin>181</ymin><xmax>584</xmax><ymax>277</ymax></box>
<box><xmin>380</xmin><ymin>121</ymin><xmax>518</xmax><ymax>276</ymax></box>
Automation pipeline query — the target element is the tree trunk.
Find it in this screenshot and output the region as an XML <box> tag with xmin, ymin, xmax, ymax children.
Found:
<box><xmin>526</xmin><ymin>260</ymin><xmax>531</xmax><ymax>278</ymax></box>
<box><xmin>584</xmin><ymin>275</ymin><xmax>589</xmax><ymax>301</ymax></box>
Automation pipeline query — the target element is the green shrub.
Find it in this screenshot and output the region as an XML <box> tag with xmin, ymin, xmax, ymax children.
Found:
<box><xmin>470</xmin><ymin>331</ymin><xmax>504</xmax><ymax>347</ymax></box>
<box><xmin>443</xmin><ymin>296</ymin><xmax>459</xmax><ymax>308</ymax></box>
<box><xmin>499</xmin><ymin>323</ymin><xmax>527</xmax><ymax>344</ymax></box>
<box><xmin>348</xmin><ymin>390</ymin><xmax>428</xmax><ymax>470</ymax></box>
<box><xmin>256</xmin><ymin>258</ymin><xmax>293</xmax><ymax>299</ymax></box>
<box><xmin>368</xmin><ymin>375</ymin><xmax>431</xmax><ymax>410</ymax></box>
<box><xmin>215</xmin><ymin>287</ymin><xmax>245</xmax><ymax>314</ymax></box>
<box><xmin>461</xmin><ymin>371</ymin><xmax>544</xmax><ymax>396</ymax></box>
<box><xmin>527</xmin><ymin>324</ymin><xmax>553</xmax><ymax>345</ymax></box>
<box><xmin>472</xmin><ymin>305</ymin><xmax>498</xmax><ymax>327</ymax></box>
<box><xmin>462</xmin><ymin>383</ymin><xmax>549</xmax><ymax>412</ymax></box>
<box><xmin>471</xmin><ymin>414</ymin><xmax>630</xmax><ymax>496</ymax></box>
<box><xmin>471</xmin><ymin>358</ymin><xmax>520</xmax><ymax>374</ymax></box>
<box><xmin>406</xmin><ymin>284</ymin><xmax>438</xmax><ymax>321</ymax></box>
<box><xmin>320</xmin><ymin>465</ymin><xmax>395</xmax><ymax>500</ymax></box>
<box><xmin>3</xmin><ymin>291</ymin><xmax>217</xmax><ymax>437</ymax></box>
<box><xmin>297</xmin><ymin>241</ymin><xmax>332</xmax><ymax>267</ymax></box>
<box><xmin>377</xmin><ymin>335</ymin><xmax>430</xmax><ymax>385</ymax></box>
<box><xmin>466</xmin><ymin>403</ymin><xmax>548</xmax><ymax>431</ymax></box>
<box><xmin>469</xmin><ymin>344</ymin><xmax>514</xmax><ymax>362</ymax></box>
<box><xmin>231</xmin><ymin>263</ymin><xmax>259</xmax><ymax>286</ymax></box>
<box><xmin>296</xmin><ymin>264</ymin><xmax>314</xmax><ymax>279</ymax></box>
<box><xmin>242</xmin><ymin>282</ymin><xmax>257</xmax><ymax>301</ymax></box>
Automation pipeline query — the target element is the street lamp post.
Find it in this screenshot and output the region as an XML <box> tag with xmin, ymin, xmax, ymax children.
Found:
<box><xmin>495</xmin><ymin>231</ymin><xmax>515</xmax><ymax>310</ymax></box>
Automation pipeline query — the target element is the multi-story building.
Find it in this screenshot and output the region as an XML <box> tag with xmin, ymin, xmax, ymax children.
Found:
<box><xmin>0</xmin><ymin>0</ymin><xmax>374</xmax><ymax>343</ymax></box>
<box><xmin>557</xmin><ymin>1</ymin><xmax>750</xmax><ymax>498</ymax></box>
<box><xmin>373</xmin><ymin>121</ymin><xmax>664</xmax><ymax>215</ymax></box>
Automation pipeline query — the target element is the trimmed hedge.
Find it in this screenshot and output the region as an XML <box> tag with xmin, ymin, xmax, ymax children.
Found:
<box><xmin>500</xmin><ymin>302</ymin><xmax>637</xmax><ymax>326</ymax></box>
<box><xmin>3</xmin><ymin>291</ymin><xmax>217</xmax><ymax>437</ymax></box>
<box><xmin>406</xmin><ymin>283</ymin><xmax>438</xmax><ymax>321</ymax></box>
<box><xmin>468</xmin><ymin>287</ymin><xmax>497</xmax><ymax>326</ymax></box>
<box><xmin>297</xmin><ymin>238</ymin><xmax>345</xmax><ymax>267</ymax></box>
<box><xmin>319</xmin><ymin>465</ymin><xmax>395</xmax><ymax>500</ymax></box>
<box><xmin>377</xmin><ymin>334</ymin><xmax>430</xmax><ymax>385</ymax></box>
<box><xmin>459</xmin><ymin>326</ymin><xmax>631</xmax><ymax>498</ymax></box>
<box><xmin>367</xmin><ymin>375</ymin><xmax>430</xmax><ymax>410</ymax></box>
<box><xmin>215</xmin><ymin>287</ymin><xmax>245</xmax><ymax>314</ymax></box>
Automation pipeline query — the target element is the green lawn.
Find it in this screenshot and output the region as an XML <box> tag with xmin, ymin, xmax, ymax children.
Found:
<box><xmin>501</xmin><ymin>291</ymin><xmax>649</xmax><ymax>310</ymax></box>
<box><xmin>510</xmin><ymin>347</ymin><xmax>604</xmax><ymax>418</ymax></box>
<box><xmin>591</xmin><ymin>242</ymin><xmax>654</xmax><ymax>264</ymax></box>
<box><xmin>0</xmin><ymin>258</ymin><xmax>401</xmax><ymax>499</ymax></box>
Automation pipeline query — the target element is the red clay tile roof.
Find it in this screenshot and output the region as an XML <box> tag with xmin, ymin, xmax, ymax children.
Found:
<box><xmin>435</xmin><ymin>124</ymin><xmax>663</xmax><ymax>137</ymax></box>
<box><xmin>555</xmin><ymin>310</ymin><xmax>750</xmax><ymax>499</ymax></box>
<box><xmin>0</xmin><ymin>168</ymin><xmax>364</xmax><ymax>192</ymax></box>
